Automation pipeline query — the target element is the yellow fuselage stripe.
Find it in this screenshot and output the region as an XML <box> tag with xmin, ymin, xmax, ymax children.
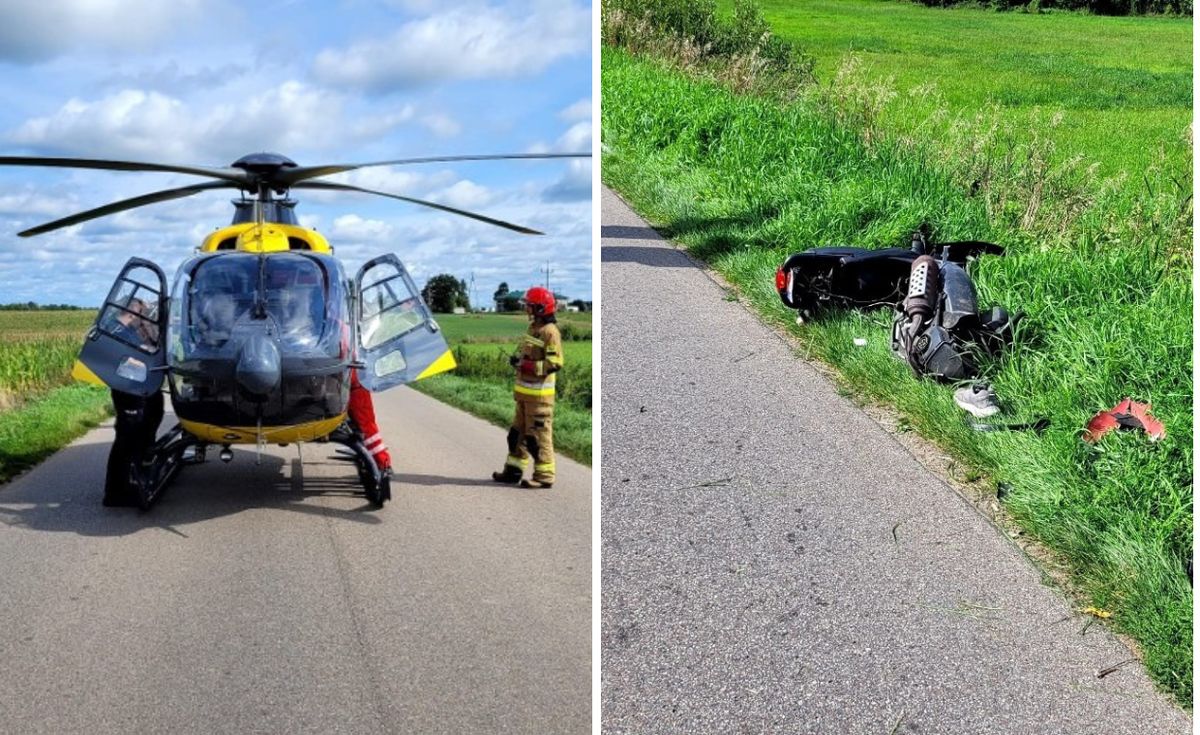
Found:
<box><xmin>179</xmin><ymin>414</ymin><xmax>345</xmax><ymax>444</ymax></box>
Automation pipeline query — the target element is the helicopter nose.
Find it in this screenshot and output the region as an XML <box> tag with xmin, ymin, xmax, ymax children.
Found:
<box><xmin>236</xmin><ymin>333</ymin><xmax>281</xmax><ymax>398</ymax></box>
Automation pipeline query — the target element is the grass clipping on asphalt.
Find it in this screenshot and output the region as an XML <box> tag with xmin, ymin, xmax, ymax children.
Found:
<box><xmin>600</xmin><ymin>10</ymin><xmax>1191</xmax><ymax>704</ymax></box>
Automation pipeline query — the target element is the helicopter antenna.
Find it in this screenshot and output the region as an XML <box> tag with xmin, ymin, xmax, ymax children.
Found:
<box><xmin>255</xmin><ymin>184</ymin><xmax>267</xmax><ymax>227</ymax></box>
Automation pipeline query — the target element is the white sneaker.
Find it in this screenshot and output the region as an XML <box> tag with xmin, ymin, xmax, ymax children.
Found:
<box><xmin>954</xmin><ymin>384</ymin><xmax>1000</xmax><ymax>418</ymax></box>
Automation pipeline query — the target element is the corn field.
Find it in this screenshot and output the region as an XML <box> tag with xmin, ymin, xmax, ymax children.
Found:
<box><xmin>0</xmin><ymin>311</ymin><xmax>94</xmax><ymax>408</ymax></box>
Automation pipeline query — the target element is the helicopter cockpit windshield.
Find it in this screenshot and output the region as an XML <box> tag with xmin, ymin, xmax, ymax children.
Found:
<box><xmin>175</xmin><ymin>252</ymin><xmax>348</xmax><ymax>362</ymax></box>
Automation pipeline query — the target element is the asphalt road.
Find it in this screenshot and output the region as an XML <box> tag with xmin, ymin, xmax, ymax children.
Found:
<box><xmin>0</xmin><ymin>387</ymin><xmax>590</xmax><ymax>734</ymax></box>
<box><xmin>599</xmin><ymin>187</ymin><xmax>1190</xmax><ymax>734</ymax></box>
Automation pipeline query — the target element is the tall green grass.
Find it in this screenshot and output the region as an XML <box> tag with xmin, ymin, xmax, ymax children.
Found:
<box><xmin>602</xmin><ymin>46</ymin><xmax>1191</xmax><ymax>703</ymax></box>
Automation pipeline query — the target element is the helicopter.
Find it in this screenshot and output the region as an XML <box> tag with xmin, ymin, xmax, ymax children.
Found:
<box><xmin>0</xmin><ymin>150</ymin><xmax>589</xmax><ymax>509</ymax></box>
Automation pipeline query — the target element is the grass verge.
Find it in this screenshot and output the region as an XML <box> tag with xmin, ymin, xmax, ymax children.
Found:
<box><xmin>411</xmin><ymin>313</ymin><xmax>593</xmax><ymax>466</ymax></box>
<box><xmin>0</xmin><ymin>383</ymin><xmax>111</xmax><ymax>482</ymax></box>
<box><xmin>411</xmin><ymin>374</ymin><xmax>592</xmax><ymax>466</ymax></box>
<box><xmin>602</xmin><ymin>45</ymin><xmax>1190</xmax><ymax>703</ymax></box>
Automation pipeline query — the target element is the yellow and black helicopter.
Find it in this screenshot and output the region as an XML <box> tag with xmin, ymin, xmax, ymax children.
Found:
<box><xmin>0</xmin><ymin>151</ymin><xmax>587</xmax><ymax>508</ymax></box>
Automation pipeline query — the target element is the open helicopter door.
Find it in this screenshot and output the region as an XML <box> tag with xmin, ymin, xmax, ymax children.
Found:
<box><xmin>354</xmin><ymin>254</ymin><xmax>455</xmax><ymax>392</ymax></box>
<box><xmin>75</xmin><ymin>258</ymin><xmax>168</xmax><ymax>396</ymax></box>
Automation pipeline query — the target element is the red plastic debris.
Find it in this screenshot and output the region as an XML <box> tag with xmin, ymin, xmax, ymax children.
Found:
<box><xmin>1083</xmin><ymin>398</ymin><xmax>1165</xmax><ymax>443</ymax></box>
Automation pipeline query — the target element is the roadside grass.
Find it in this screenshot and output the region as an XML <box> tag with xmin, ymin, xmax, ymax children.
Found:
<box><xmin>602</xmin><ymin>46</ymin><xmax>1191</xmax><ymax>703</ymax></box>
<box><xmin>0</xmin><ymin>310</ymin><xmax>110</xmax><ymax>480</ymax></box>
<box><xmin>412</xmin><ymin>313</ymin><xmax>593</xmax><ymax>465</ymax></box>
<box><xmin>0</xmin><ymin>383</ymin><xmax>110</xmax><ymax>482</ymax></box>
<box><xmin>747</xmin><ymin>0</ymin><xmax>1192</xmax><ymax>177</ymax></box>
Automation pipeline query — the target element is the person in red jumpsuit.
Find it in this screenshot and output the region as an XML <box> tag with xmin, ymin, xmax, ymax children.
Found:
<box><xmin>348</xmin><ymin>368</ymin><xmax>391</xmax><ymax>474</ymax></box>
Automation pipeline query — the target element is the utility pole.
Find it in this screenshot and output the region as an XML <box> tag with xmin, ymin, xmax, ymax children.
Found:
<box><xmin>543</xmin><ymin>261</ymin><xmax>552</xmax><ymax>291</ymax></box>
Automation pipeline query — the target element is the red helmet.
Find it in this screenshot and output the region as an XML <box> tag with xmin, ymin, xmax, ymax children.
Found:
<box><xmin>523</xmin><ymin>286</ymin><xmax>556</xmax><ymax>316</ymax></box>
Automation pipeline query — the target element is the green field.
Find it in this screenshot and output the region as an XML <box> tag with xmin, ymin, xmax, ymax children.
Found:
<box><xmin>602</xmin><ymin>0</ymin><xmax>1191</xmax><ymax>704</ymax></box>
<box><xmin>414</xmin><ymin>312</ymin><xmax>593</xmax><ymax>465</ymax></box>
<box><xmin>752</xmin><ymin>0</ymin><xmax>1192</xmax><ymax>176</ymax></box>
<box><xmin>0</xmin><ymin>310</ymin><xmax>110</xmax><ymax>481</ymax></box>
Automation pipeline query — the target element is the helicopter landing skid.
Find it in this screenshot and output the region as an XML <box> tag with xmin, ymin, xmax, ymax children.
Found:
<box><xmin>129</xmin><ymin>424</ymin><xmax>200</xmax><ymax>511</ymax></box>
<box><xmin>327</xmin><ymin>423</ymin><xmax>391</xmax><ymax>508</ymax></box>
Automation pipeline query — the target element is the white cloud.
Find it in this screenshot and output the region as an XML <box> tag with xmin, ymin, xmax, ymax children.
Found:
<box><xmin>542</xmin><ymin>159</ymin><xmax>590</xmax><ymax>202</ymax></box>
<box><xmin>311</xmin><ymin>2</ymin><xmax>589</xmax><ymax>91</ymax></box>
<box><xmin>7</xmin><ymin>81</ymin><xmax>414</xmax><ymax>164</ymax></box>
<box><xmin>420</xmin><ymin>113</ymin><xmax>461</xmax><ymax>138</ymax></box>
<box><xmin>330</xmin><ymin>214</ymin><xmax>396</xmax><ymax>242</ymax></box>
<box><xmin>349</xmin><ymin>105</ymin><xmax>416</xmax><ymax>139</ymax></box>
<box><xmin>556</xmin><ymin>121</ymin><xmax>592</xmax><ymax>152</ymax></box>
<box><xmin>527</xmin><ymin>120</ymin><xmax>592</xmax><ymax>155</ymax></box>
<box><xmin>0</xmin><ymin>1</ymin><xmax>218</xmax><ymax>61</ymax></box>
<box><xmin>558</xmin><ymin>98</ymin><xmax>591</xmax><ymax>122</ymax></box>
<box><xmin>98</xmin><ymin>61</ymin><xmax>251</xmax><ymax>94</ymax></box>
<box><xmin>0</xmin><ymin>188</ymin><xmax>75</xmax><ymax>218</ymax></box>
<box><xmin>431</xmin><ymin>179</ymin><xmax>493</xmax><ymax>209</ymax></box>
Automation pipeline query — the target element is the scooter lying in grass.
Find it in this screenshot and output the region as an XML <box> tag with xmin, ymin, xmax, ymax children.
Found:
<box><xmin>775</xmin><ymin>230</ymin><xmax>1019</xmax><ymax>420</ymax></box>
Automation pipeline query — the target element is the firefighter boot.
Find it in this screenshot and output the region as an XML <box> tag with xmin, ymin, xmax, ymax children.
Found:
<box><xmin>492</xmin><ymin>425</ymin><xmax>527</xmax><ymax>484</ymax></box>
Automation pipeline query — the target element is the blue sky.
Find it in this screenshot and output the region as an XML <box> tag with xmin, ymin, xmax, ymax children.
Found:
<box><xmin>0</xmin><ymin>0</ymin><xmax>592</xmax><ymax>307</ymax></box>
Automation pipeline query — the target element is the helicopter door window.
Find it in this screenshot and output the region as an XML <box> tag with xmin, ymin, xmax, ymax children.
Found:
<box><xmin>97</xmin><ymin>265</ymin><xmax>163</xmax><ymax>354</ymax></box>
<box><xmin>360</xmin><ymin>264</ymin><xmax>424</xmax><ymax>350</ymax></box>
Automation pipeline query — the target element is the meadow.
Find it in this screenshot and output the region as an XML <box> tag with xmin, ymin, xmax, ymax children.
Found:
<box><xmin>602</xmin><ymin>0</ymin><xmax>1191</xmax><ymax>703</ymax></box>
<box><xmin>755</xmin><ymin>0</ymin><xmax>1192</xmax><ymax>177</ymax></box>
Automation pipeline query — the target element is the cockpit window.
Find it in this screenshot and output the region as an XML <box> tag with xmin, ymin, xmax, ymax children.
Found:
<box><xmin>180</xmin><ymin>252</ymin><xmax>342</xmax><ymax>359</ymax></box>
<box><xmin>189</xmin><ymin>256</ymin><xmax>256</xmax><ymax>348</ymax></box>
<box><xmin>264</xmin><ymin>255</ymin><xmax>326</xmax><ymax>348</ymax></box>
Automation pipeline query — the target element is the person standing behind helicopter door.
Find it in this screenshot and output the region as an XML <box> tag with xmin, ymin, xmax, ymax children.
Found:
<box><xmin>335</xmin><ymin>313</ymin><xmax>393</xmax><ymax>482</ymax></box>
<box><xmin>491</xmin><ymin>286</ymin><xmax>563</xmax><ymax>489</ymax></box>
<box><xmin>103</xmin><ymin>297</ymin><xmax>164</xmax><ymax>507</ymax></box>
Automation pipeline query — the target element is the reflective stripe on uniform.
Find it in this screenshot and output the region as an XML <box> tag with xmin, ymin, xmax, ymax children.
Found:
<box><xmin>534</xmin><ymin>462</ymin><xmax>555</xmax><ymax>472</ymax></box>
<box><xmin>514</xmin><ymin>383</ymin><xmax>555</xmax><ymax>398</ymax></box>
<box><xmin>505</xmin><ymin>455</ymin><xmax>529</xmax><ymax>468</ymax></box>
<box><xmin>521</xmin><ymin>334</ymin><xmax>545</xmax><ymax>348</ymax></box>
<box><xmin>364</xmin><ymin>433</ymin><xmax>384</xmax><ymax>447</ymax></box>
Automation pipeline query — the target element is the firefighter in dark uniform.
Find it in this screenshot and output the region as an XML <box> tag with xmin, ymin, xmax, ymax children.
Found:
<box><xmin>103</xmin><ymin>297</ymin><xmax>164</xmax><ymax>507</ymax></box>
<box><xmin>492</xmin><ymin>286</ymin><xmax>563</xmax><ymax>489</ymax></box>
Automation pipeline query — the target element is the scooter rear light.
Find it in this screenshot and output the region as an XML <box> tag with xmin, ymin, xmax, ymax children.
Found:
<box><xmin>775</xmin><ymin>267</ymin><xmax>788</xmax><ymax>292</ymax></box>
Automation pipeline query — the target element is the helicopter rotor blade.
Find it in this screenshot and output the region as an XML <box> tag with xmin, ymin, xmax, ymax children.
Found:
<box><xmin>279</xmin><ymin>152</ymin><xmax>590</xmax><ymax>185</ymax></box>
<box><xmin>17</xmin><ymin>181</ymin><xmax>238</xmax><ymax>237</ymax></box>
<box><xmin>0</xmin><ymin>156</ymin><xmax>251</xmax><ymax>184</ymax></box>
<box><xmin>292</xmin><ymin>180</ymin><xmax>544</xmax><ymax>235</ymax></box>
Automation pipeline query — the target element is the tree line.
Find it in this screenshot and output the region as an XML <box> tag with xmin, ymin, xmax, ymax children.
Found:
<box><xmin>420</xmin><ymin>275</ymin><xmax>589</xmax><ymax>313</ymax></box>
<box><xmin>0</xmin><ymin>302</ymin><xmax>91</xmax><ymax>311</ymax></box>
<box><xmin>908</xmin><ymin>0</ymin><xmax>1190</xmax><ymax>14</ymax></box>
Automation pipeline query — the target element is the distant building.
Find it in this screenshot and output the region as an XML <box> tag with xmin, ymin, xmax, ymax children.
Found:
<box><xmin>496</xmin><ymin>289</ymin><xmax>524</xmax><ymax>312</ymax></box>
<box><xmin>495</xmin><ymin>289</ymin><xmax>571</xmax><ymax>313</ymax></box>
